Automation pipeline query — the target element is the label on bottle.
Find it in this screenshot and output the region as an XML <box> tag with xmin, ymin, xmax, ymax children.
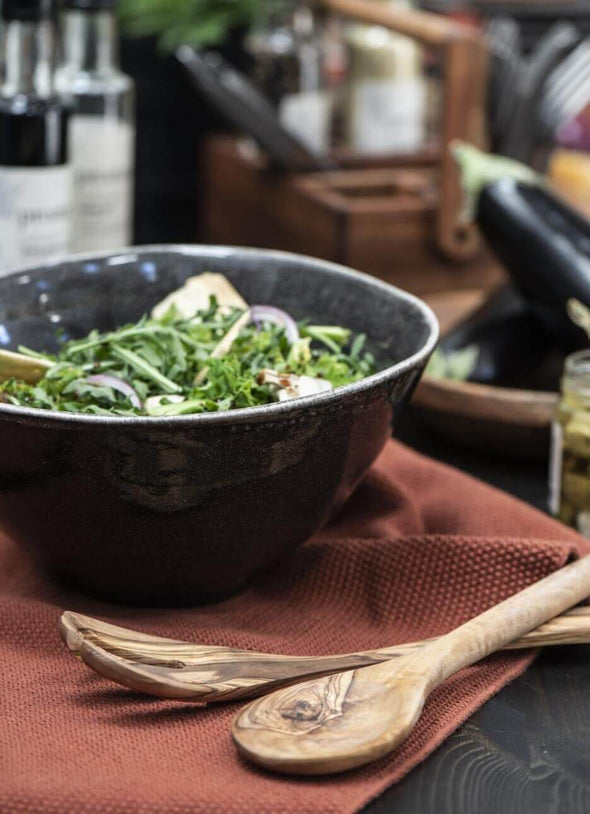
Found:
<box><xmin>548</xmin><ymin>420</ymin><xmax>563</xmax><ymax>516</ymax></box>
<box><xmin>350</xmin><ymin>77</ymin><xmax>426</xmax><ymax>154</ymax></box>
<box><xmin>0</xmin><ymin>165</ymin><xmax>72</xmax><ymax>276</ymax></box>
<box><xmin>69</xmin><ymin>115</ymin><xmax>134</xmax><ymax>252</ymax></box>
<box><xmin>279</xmin><ymin>91</ymin><xmax>331</xmax><ymax>155</ymax></box>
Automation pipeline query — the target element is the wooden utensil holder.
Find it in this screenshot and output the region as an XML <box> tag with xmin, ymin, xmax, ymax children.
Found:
<box><xmin>201</xmin><ymin>0</ymin><xmax>505</xmax><ymax>295</ymax></box>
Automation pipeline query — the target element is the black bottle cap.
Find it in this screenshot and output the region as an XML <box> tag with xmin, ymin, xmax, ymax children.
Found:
<box><xmin>63</xmin><ymin>0</ymin><xmax>116</xmax><ymax>9</ymax></box>
<box><xmin>2</xmin><ymin>0</ymin><xmax>57</xmax><ymax>21</ymax></box>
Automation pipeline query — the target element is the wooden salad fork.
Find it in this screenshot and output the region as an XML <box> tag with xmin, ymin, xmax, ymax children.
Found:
<box><xmin>60</xmin><ymin>600</ymin><xmax>590</xmax><ymax>704</ymax></box>
<box><xmin>232</xmin><ymin>556</ymin><xmax>590</xmax><ymax>775</ymax></box>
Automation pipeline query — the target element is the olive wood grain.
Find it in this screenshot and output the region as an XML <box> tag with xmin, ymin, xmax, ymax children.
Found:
<box><xmin>60</xmin><ymin>604</ymin><xmax>590</xmax><ymax>704</ymax></box>
<box><xmin>232</xmin><ymin>556</ymin><xmax>590</xmax><ymax>775</ymax></box>
<box><xmin>0</xmin><ymin>349</ymin><xmax>54</xmax><ymax>384</ymax></box>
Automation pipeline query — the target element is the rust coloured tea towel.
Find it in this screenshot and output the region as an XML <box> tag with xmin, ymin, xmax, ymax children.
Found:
<box><xmin>1</xmin><ymin>441</ymin><xmax>588</xmax><ymax>813</ymax></box>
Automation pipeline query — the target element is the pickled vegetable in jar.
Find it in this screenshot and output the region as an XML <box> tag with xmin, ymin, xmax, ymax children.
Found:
<box><xmin>550</xmin><ymin>350</ymin><xmax>590</xmax><ymax>535</ymax></box>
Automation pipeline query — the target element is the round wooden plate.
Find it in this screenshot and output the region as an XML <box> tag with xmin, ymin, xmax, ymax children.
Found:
<box><xmin>413</xmin><ymin>290</ymin><xmax>558</xmax><ymax>459</ymax></box>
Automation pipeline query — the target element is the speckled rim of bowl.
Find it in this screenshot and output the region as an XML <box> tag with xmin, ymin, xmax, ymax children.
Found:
<box><xmin>0</xmin><ymin>245</ymin><xmax>440</xmax><ymax>427</ymax></box>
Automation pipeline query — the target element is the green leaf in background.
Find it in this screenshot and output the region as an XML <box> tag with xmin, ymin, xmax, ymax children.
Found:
<box><xmin>425</xmin><ymin>346</ymin><xmax>479</xmax><ymax>382</ymax></box>
<box><xmin>117</xmin><ymin>0</ymin><xmax>262</xmax><ymax>51</ymax></box>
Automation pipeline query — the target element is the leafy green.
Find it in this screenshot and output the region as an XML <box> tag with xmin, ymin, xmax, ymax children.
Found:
<box><xmin>117</xmin><ymin>0</ymin><xmax>262</xmax><ymax>51</ymax></box>
<box><xmin>0</xmin><ymin>299</ymin><xmax>376</xmax><ymax>416</ymax></box>
<box><xmin>452</xmin><ymin>141</ymin><xmax>541</xmax><ymax>223</ymax></box>
<box><xmin>425</xmin><ymin>346</ymin><xmax>479</xmax><ymax>382</ymax></box>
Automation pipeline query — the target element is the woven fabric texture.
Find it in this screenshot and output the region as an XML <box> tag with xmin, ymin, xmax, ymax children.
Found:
<box><xmin>1</xmin><ymin>440</ymin><xmax>587</xmax><ymax>813</ymax></box>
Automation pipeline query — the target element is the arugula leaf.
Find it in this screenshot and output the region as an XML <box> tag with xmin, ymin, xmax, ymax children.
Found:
<box><xmin>0</xmin><ymin>297</ymin><xmax>377</xmax><ymax>416</ymax></box>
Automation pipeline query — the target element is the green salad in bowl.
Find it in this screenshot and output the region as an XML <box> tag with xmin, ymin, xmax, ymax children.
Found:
<box><xmin>0</xmin><ymin>246</ymin><xmax>438</xmax><ymax>604</ymax></box>
<box><xmin>0</xmin><ymin>273</ymin><xmax>375</xmax><ymax>417</ymax></box>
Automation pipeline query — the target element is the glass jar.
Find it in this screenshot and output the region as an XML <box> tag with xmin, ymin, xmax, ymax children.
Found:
<box><xmin>550</xmin><ymin>350</ymin><xmax>590</xmax><ymax>534</ymax></box>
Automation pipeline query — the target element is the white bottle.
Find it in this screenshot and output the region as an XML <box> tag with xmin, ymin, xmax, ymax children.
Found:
<box><xmin>345</xmin><ymin>0</ymin><xmax>426</xmax><ymax>154</ymax></box>
<box><xmin>55</xmin><ymin>0</ymin><xmax>135</xmax><ymax>252</ymax></box>
<box><xmin>0</xmin><ymin>0</ymin><xmax>72</xmax><ymax>275</ymax></box>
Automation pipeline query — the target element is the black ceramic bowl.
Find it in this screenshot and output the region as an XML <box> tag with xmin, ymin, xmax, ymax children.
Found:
<box><xmin>0</xmin><ymin>246</ymin><xmax>438</xmax><ymax>605</ymax></box>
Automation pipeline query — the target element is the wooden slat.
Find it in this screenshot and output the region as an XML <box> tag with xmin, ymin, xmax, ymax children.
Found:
<box><xmin>321</xmin><ymin>0</ymin><xmax>490</xmax><ymax>262</ymax></box>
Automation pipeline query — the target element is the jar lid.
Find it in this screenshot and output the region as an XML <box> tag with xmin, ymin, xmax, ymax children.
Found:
<box><xmin>2</xmin><ymin>0</ymin><xmax>57</xmax><ymax>21</ymax></box>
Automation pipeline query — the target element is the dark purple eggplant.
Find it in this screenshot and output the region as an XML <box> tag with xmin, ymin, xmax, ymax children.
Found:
<box><xmin>453</xmin><ymin>143</ymin><xmax>590</xmax><ymax>352</ymax></box>
<box><xmin>440</xmin><ymin>285</ymin><xmax>563</xmax><ymax>390</ymax></box>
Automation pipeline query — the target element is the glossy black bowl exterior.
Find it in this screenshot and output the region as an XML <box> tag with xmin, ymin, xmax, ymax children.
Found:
<box><xmin>0</xmin><ymin>247</ymin><xmax>438</xmax><ymax>605</ymax></box>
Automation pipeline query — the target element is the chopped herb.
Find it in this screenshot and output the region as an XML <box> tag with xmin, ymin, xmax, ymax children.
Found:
<box><xmin>0</xmin><ymin>298</ymin><xmax>376</xmax><ymax>416</ymax></box>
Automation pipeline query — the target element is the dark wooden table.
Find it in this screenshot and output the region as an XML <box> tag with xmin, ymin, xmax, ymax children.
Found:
<box><xmin>366</xmin><ymin>410</ymin><xmax>590</xmax><ymax>813</ymax></box>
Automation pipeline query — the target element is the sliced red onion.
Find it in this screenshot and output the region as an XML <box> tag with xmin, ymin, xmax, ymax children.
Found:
<box><xmin>250</xmin><ymin>305</ymin><xmax>300</xmax><ymax>344</ymax></box>
<box><xmin>85</xmin><ymin>374</ymin><xmax>143</xmax><ymax>409</ymax></box>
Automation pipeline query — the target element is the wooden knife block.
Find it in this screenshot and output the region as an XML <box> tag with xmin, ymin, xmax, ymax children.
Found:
<box><xmin>201</xmin><ymin>0</ymin><xmax>505</xmax><ymax>296</ymax></box>
<box><xmin>201</xmin><ymin>137</ymin><xmax>503</xmax><ymax>295</ymax></box>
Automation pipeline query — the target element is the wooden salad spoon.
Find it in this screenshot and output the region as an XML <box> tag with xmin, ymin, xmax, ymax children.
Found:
<box><xmin>0</xmin><ymin>348</ymin><xmax>53</xmax><ymax>384</ymax></box>
<box><xmin>232</xmin><ymin>556</ymin><xmax>590</xmax><ymax>775</ymax></box>
<box><xmin>60</xmin><ymin>602</ymin><xmax>590</xmax><ymax>704</ymax></box>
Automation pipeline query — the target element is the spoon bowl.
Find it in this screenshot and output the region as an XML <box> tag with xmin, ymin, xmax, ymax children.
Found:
<box><xmin>233</xmin><ymin>661</ymin><xmax>430</xmax><ymax>774</ymax></box>
<box><xmin>232</xmin><ymin>556</ymin><xmax>590</xmax><ymax>774</ymax></box>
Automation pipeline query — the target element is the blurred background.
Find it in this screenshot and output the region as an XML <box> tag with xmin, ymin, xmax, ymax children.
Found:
<box><xmin>5</xmin><ymin>0</ymin><xmax>590</xmax><ymax>473</ymax></box>
<box><xmin>4</xmin><ymin>0</ymin><xmax>590</xmax><ymax>517</ymax></box>
<box><xmin>4</xmin><ymin>0</ymin><xmax>590</xmax><ymax>284</ymax></box>
<box><xmin>114</xmin><ymin>0</ymin><xmax>590</xmax><ymax>246</ymax></box>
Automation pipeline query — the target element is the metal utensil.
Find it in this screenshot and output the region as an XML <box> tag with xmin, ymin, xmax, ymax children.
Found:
<box><xmin>502</xmin><ymin>22</ymin><xmax>581</xmax><ymax>161</ymax></box>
